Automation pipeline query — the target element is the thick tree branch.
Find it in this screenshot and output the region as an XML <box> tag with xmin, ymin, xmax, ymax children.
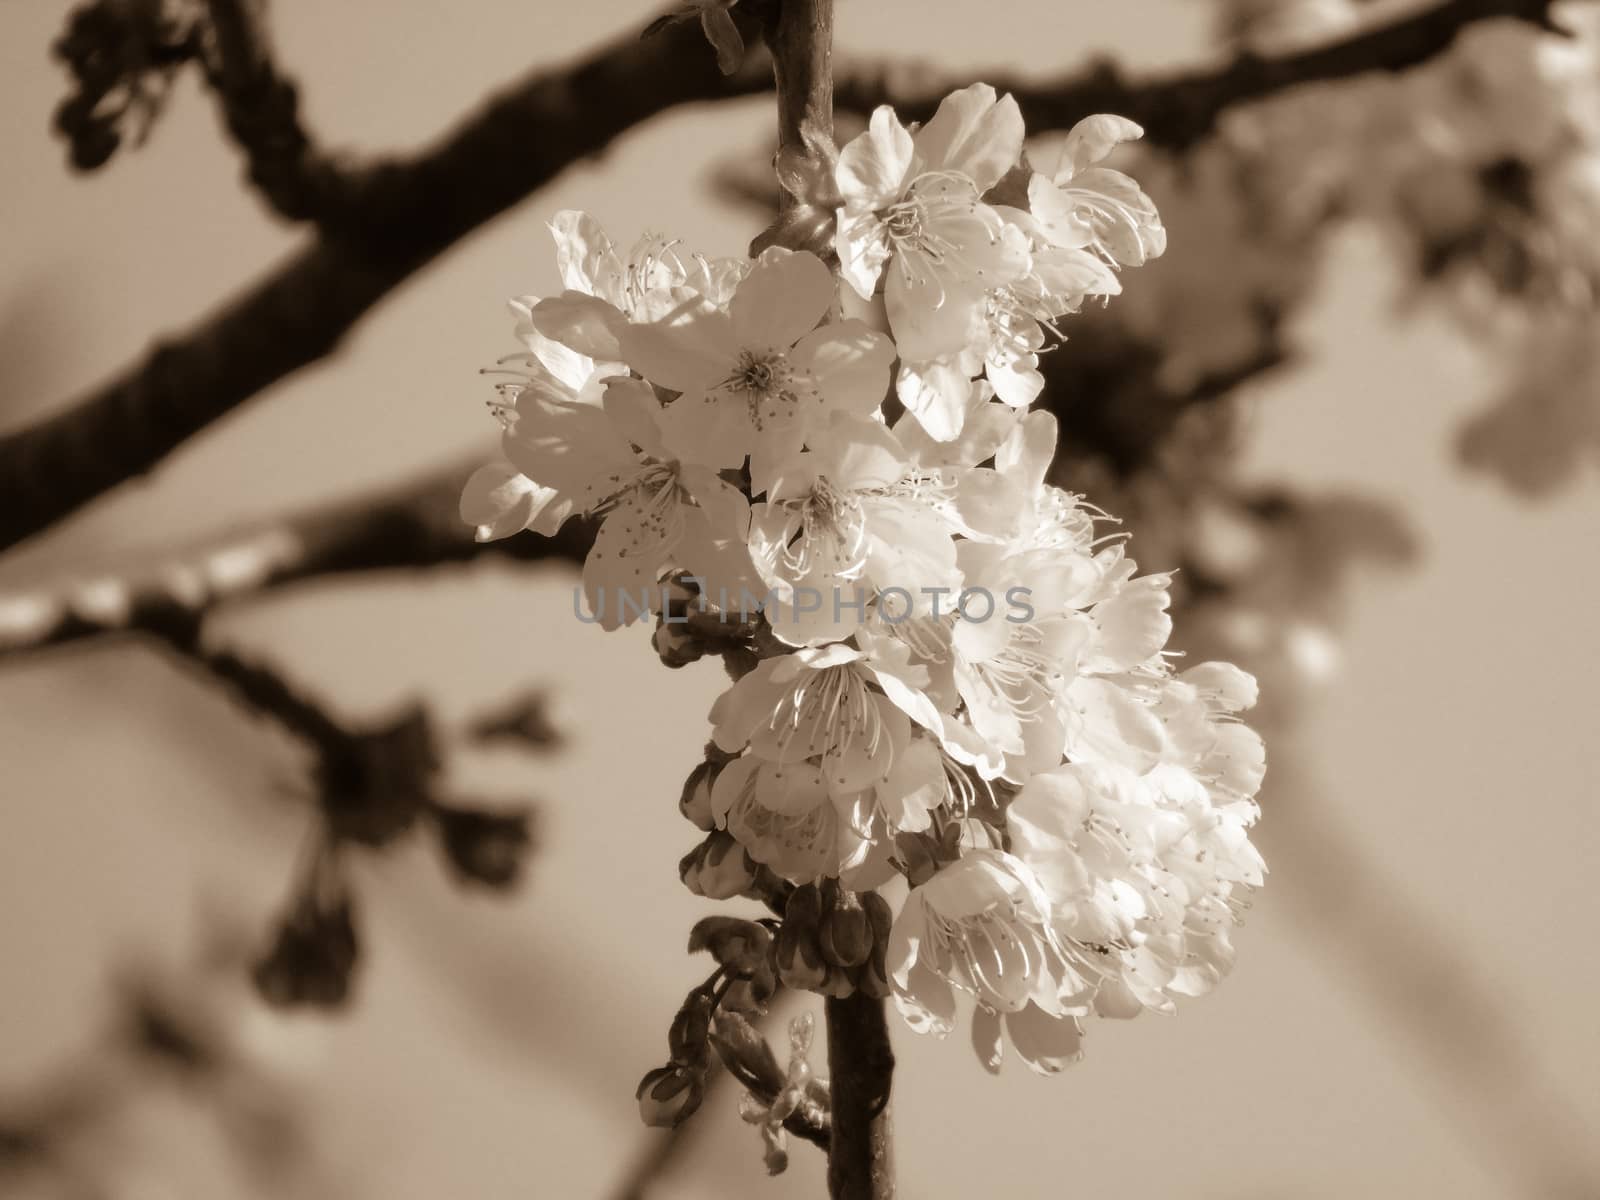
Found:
<box><xmin>0</xmin><ymin>0</ymin><xmax>1560</xmax><ymax>553</ymax></box>
<box><xmin>0</xmin><ymin>454</ymin><xmax>591</xmax><ymax>659</ymax></box>
<box><xmin>0</xmin><ymin>9</ymin><xmax>773</xmax><ymax>554</ymax></box>
<box><xmin>200</xmin><ymin>0</ymin><xmax>347</xmax><ymax>222</ymax></box>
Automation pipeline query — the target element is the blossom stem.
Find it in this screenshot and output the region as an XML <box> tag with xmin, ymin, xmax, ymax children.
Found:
<box><xmin>823</xmin><ymin>990</ymin><xmax>896</xmax><ymax>1200</ymax></box>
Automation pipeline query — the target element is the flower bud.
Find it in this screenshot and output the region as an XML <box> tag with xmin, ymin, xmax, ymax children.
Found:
<box><xmin>775</xmin><ymin>883</ymin><xmax>827</xmax><ymax>991</ymax></box>
<box><xmin>679</xmin><ymin>832</ymin><xmax>757</xmax><ymax>900</ymax></box>
<box><xmin>636</xmin><ymin>1063</ymin><xmax>704</xmax><ymax>1128</ymax></box>
<box><xmin>252</xmin><ymin>892</ymin><xmax>360</xmax><ymax>1010</ymax></box>
<box><xmin>654</xmin><ymin>619</ymin><xmax>706</xmax><ymax>669</ymax></box>
<box><xmin>668</xmin><ymin>991</ymin><xmax>714</xmax><ymax>1069</ymax></box>
<box><xmin>678</xmin><ymin>761</ymin><xmax>719</xmax><ymax>831</ymax></box>
<box><xmin>819</xmin><ymin>882</ymin><xmax>870</xmax><ymax>968</ymax></box>
<box><xmin>432</xmin><ymin>803</ymin><xmax>534</xmax><ymax>889</ymax></box>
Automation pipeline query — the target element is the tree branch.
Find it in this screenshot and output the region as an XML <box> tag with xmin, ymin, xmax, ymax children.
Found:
<box><xmin>199</xmin><ymin>0</ymin><xmax>347</xmax><ymax>222</ymax></box>
<box><xmin>833</xmin><ymin>0</ymin><xmax>1566</xmax><ymax>151</ymax></box>
<box><xmin>0</xmin><ymin>7</ymin><xmax>774</xmax><ymax>554</ymax></box>
<box><xmin>824</xmin><ymin>992</ymin><xmax>895</xmax><ymax>1200</ymax></box>
<box><xmin>764</xmin><ymin>0</ymin><xmax>833</xmax><ymax>191</ymax></box>
<box><xmin>0</xmin><ymin>454</ymin><xmax>591</xmax><ymax>660</ymax></box>
<box><xmin>0</xmin><ymin>0</ymin><xmax>1559</xmax><ymax>554</ymax></box>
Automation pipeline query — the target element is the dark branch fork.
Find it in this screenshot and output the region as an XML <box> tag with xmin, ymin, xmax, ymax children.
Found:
<box><xmin>0</xmin><ymin>0</ymin><xmax>1562</xmax><ymax>555</ymax></box>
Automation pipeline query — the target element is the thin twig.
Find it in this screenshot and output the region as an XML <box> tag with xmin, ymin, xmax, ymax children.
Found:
<box><xmin>0</xmin><ymin>0</ymin><xmax>1560</xmax><ymax>554</ymax></box>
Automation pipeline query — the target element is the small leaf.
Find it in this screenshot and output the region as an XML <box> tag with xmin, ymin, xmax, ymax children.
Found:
<box><xmin>688</xmin><ymin>915</ymin><xmax>772</xmax><ymax>975</ymax></box>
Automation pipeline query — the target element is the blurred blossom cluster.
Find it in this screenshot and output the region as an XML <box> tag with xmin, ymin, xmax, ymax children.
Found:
<box><xmin>1219</xmin><ymin>4</ymin><xmax>1600</xmax><ymax>493</ymax></box>
<box><xmin>462</xmin><ymin>84</ymin><xmax>1268</xmax><ymax>1082</ymax></box>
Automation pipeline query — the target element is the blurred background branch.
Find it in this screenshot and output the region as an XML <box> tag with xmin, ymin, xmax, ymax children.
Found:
<box><xmin>199</xmin><ymin>0</ymin><xmax>349</xmax><ymax>222</ymax></box>
<box><xmin>0</xmin><ymin>454</ymin><xmax>590</xmax><ymax>659</ymax></box>
<box><xmin>0</xmin><ymin>0</ymin><xmax>1562</xmax><ymax>554</ymax></box>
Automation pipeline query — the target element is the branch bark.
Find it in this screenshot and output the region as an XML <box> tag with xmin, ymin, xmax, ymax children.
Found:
<box><xmin>824</xmin><ymin>992</ymin><xmax>895</xmax><ymax>1200</ymax></box>
<box><xmin>200</xmin><ymin>0</ymin><xmax>347</xmax><ymax>222</ymax></box>
<box><xmin>0</xmin><ymin>7</ymin><xmax>773</xmax><ymax>555</ymax></box>
<box><xmin>0</xmin><ymin>0</ymin><xmax>1560</xmax><ymax>554</ymax></box>
<box><xmin>764</xmin><ymin>0</ymin><xmax>833</xmax><ymax>198</ymax></box>
<box><xmin>834</xmin><ymin>0</ymin><xmax>1565</xmax><ymax>151</ymax></box>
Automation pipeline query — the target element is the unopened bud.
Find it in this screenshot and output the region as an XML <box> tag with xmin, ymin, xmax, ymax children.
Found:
<box><xmin>678</xmin><ymin>761</ymin><xmax>719</xmax><ymax>831</ymax></box>
<box><xmin>432</xmin><ymin>804</ymin><xmax>534</xmax><ymax>889</ymax></box>
<box><xmin>819</xmin><ymin>883</ymin><xmax>870</xmax><ymax>968</ymax></box>
<box><xmin>636</xmin><ymin>1064</ymin><xmax>704</xmax><ymax>1128</ymax></box>
<box><xmin>679</xmin><ymin>832</ymin><xmax>757</xmax><ymax>900</ymax></box>
<box><xmin>668</xmin><ymin>991</ymin><xmax>714</xmax><ymax>1068</ymax></box>
<box><xmin>654</xmin><ymin>620</ymin><xmax>706</xmax><ymax>668</ymax></box>
<box><xmin>252</xmin><ymin>892</ymin><xmax>360</xmax><ymax>1010</ymax></box>
<box><xmin>775</xmin><ymin>883</ymin><xmax>827</xmax><ymax>991</ymax></box>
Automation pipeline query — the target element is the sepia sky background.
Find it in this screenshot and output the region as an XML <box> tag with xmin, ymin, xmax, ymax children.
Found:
<box><xmin>1</xmin><ymin>1</ymin><xmax>1597</xmax><ymax>1197</ymax></box>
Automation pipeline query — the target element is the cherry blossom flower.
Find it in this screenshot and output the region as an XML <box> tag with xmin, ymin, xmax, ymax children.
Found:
<box><xmin>710</xmin><ymin>639</ymin><xmax>942</xmax><ymax>796</ymax></box>
<box><xmin>747</xmin><ymin>412</ymin><xmax>963</xmax><ymax>644</ymax></box>
<box><xmin>457</xmin><ymin>459</ymin><xmax>565</xmax><ymax>543</ymax></box>
<box><xmin>527</xmin><ymin>210</ymin><xmax>746</xmax><ymax>363</ymax></box>
<box><xmin>834</xmin><ymin>84</ymin><xmax>1032</xmax><ymax>365</ymax></box>
<box><xmin>886</xmin><ymin>849</ymin><xmax>1089</xmax><ymax>1068</ymax></box>
<box><xmin>1028</xmin><ymin>115</ymin><xmax>1168</xmax><ymax>269</ymax></box>
<box><xmin>460</xmin><ymin>88</ymin><xmax>1261</xmax><ymax>1078</ymax></box>
<box><xmin>619</xmin><ymin>248</ymin><xmax>895</xmax><ymax>494</ymax></box>
<box><xmin>503</xmin><ymin>374</ymin><xmax>754</xmax><ymax>629</ymax></box>
<box><xmin>710</xmin><ymin>755</ymin><xmax>871</xmax><ymax>884</ymax></box>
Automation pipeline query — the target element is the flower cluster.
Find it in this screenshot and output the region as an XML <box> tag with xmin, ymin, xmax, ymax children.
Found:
<box><xmin>464</xmin><ymin>84</ymin><xmax>1265</xmax><ymax>1072</ymax></box>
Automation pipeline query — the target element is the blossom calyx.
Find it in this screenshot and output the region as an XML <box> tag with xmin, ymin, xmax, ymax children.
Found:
<box><xmin>680</xmin><ymin>831</ymin><xmax>759</xmax><ymax>900</ymax></box>
<box><xmin>818</xmin><ymin>881</ymin><xmax>871</xmax><ymax>968</ymax></box>
<box><xmin>775</xmin><ymin>882</ymin><xmax>828</xmax><ymax>990</ymax></box>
